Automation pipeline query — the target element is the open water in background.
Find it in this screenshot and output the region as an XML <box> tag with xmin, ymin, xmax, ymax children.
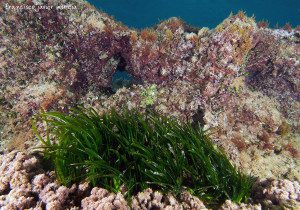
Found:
<box><xmin>87</xmin><ymin>0</ymin><xmax>300</xmax><ymax>29</ymax></box>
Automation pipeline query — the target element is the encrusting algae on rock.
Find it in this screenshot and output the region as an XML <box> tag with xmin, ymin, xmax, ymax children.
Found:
<box><xmin>0</xmin><ymin>0</ymin><xmax>299</xmax><ymax>209</ymax></box>
<box><xmin>140</xmin><ymin>84</ymin><xmax>158</xmax><ymax>107</ymax></box>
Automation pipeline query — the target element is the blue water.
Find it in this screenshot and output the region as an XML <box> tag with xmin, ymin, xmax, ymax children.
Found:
<box><xmin>111</xmin><ymin>70</ymin><xmax>134</xmax><ymax>92</ymax></box>
<box><xmin>87</xmin><ymin>0</ymin><xmax>299</xmax><ymax>29</ymax></box>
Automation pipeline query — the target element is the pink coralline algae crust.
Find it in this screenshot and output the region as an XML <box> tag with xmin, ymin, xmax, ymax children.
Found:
<box><xmin>219</xmin><ymin>200</ymin><xmax>261</xmax><ymax>210</ymax></box>
<box><xmin>0</xmin><ymin>151</ymin><xmax>128</xmax><ymax>209</ymax></box>
<box><xmin>1</xmin><ymin>151</ymin><xmax>300</xmax><ymax>209</ymax></box>
<box><xmin>131</xmin><ymin>188</ymin><xmax>207</xmax><ymax>210</ymax></box>
<box><xmin>252</xmin><ymin>179</ymin><xmax>300</xmax><ymax>209</ymax></box>
<box><xmin>0</xmin><ymin>151</ymin><xmax>212</xmax><ymax>209</ymax></box>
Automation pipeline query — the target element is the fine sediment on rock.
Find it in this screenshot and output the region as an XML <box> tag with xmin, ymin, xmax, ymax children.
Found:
<box><xmin>0</xmin><ymin>0</ymin><xmax>299</xmax><ymax>208</ymax></box>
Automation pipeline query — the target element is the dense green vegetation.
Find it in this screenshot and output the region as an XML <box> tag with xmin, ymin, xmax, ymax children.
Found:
<box><xmin>32</xmin><ymin>107</ymin><xmax>253</xmax><ymax>204</ymax></box>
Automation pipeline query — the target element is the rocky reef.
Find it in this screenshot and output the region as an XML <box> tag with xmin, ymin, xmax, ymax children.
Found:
<box><xmin>1</xmin><ymin>150</ymin><xmax>299</xmax><ymax>209</ymax></box>
<box><xmin>0</xmin><ymin>0</ymin><xmax>299</xmax><ymax>208</ymax></box>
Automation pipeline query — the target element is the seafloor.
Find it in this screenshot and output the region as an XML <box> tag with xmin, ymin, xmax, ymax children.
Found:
<box><xmin>0</xmin><ymin>0</ymin><xmax>299</xmax><ymax>209</ymax></box>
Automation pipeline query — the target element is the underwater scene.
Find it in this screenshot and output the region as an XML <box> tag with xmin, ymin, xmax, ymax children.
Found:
<box><xmin>0</xmin><ymin>0</ymin><xmax>299</xmax><ymax>209</ymax></box>
<box><xmin>91</xmin><ymin>0</ymin><xmax>300</xmax><ymax>29</ymax></box>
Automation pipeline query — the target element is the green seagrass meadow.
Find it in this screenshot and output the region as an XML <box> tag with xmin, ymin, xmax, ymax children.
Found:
<box><xmin>32</xmin><ymin>107</ymin><xmax>254</xmax><ymax>205</ymax></box>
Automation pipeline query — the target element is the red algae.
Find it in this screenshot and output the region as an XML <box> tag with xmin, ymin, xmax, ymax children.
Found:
<box><xmin>257</xmin><ymin>20</ymin><xmax>269</xmax><ymax>29</ymax></box>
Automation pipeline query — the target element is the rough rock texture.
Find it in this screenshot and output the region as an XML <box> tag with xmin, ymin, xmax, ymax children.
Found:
<box><xmin>1</xmin><ymin>151</ymin><xmax>300</xmax><ymax>209</ymax></box>
<box><xmin>1</xmin><ymin>0</ymin><xmax>299</xmax><ymax>180</ymax></box>
<box><xmin>131</xmin><ymin>188</ymin><xmax>208</xmax><ymax>210</ymax></box>
<box><xmin>0</xmin><ymin>0</ymin><xmax>299</xmax><ymax>208</ymax></box>
<box><xmin>0</xmin><ymin>151</ymin><xmax>207</xmax><ymax>209</ymax></box>
<box><xmin>220</xmin><ymin>200</ymin><xmax>261</xmax><ymax>210</ymax></box>
<box><xmin>252</xmin><ymin>179</ymin><xmax>300</xmax><ymax>209</ymax></box>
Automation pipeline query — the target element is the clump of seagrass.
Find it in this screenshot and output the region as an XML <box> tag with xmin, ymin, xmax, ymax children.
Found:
<box><xmin>32</xmin><ymin>108</ymin><xmax>254</xmax><ymax>205</ymax></box>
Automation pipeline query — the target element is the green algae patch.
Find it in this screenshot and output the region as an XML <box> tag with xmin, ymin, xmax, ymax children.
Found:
<box><xmin>140</xmin><ymin>84</ymin><xmax>158</xmax><ymax>107</ymax></box>
<box><xmin>32</xmin><ymin>108</ymin><xmax>253</xmax><ymax>204</ymax></box>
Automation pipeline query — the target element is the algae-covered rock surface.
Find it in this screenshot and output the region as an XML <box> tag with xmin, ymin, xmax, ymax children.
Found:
<box><xmin>0</xmin><ymin>0</ymin><xmax>299</xmax><ymax>209</ymax></box>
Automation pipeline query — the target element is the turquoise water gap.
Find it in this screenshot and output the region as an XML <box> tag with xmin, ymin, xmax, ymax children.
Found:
<box><xmin>87</xmin><ymin>0</ymin><xmax>300</xmax><ymax>29</ymax></box>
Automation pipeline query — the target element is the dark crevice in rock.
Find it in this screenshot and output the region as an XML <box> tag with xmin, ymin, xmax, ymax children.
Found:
<box><xmin>192</xmin><ymin>106</ymin><xmax>205</xmax><ymax>128</ymax></box>
<box><xmin>184</xmin><ymin>25</ymin><xmax>200</xmax><ymax>34</ymax></box>
<box><xmin>111</xmin><ymin>54</ymin><xmax>141</xmax><ymax>93</ymax></box>
<box><xmin>1</xmin><ymin>184</ymin><xmax>10</xmax><ymax>196</ymax></box>
<box><xmin>70</xmin><ymin>70</ymin><xmax>89</xmax><ymax>95</ymax></box>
